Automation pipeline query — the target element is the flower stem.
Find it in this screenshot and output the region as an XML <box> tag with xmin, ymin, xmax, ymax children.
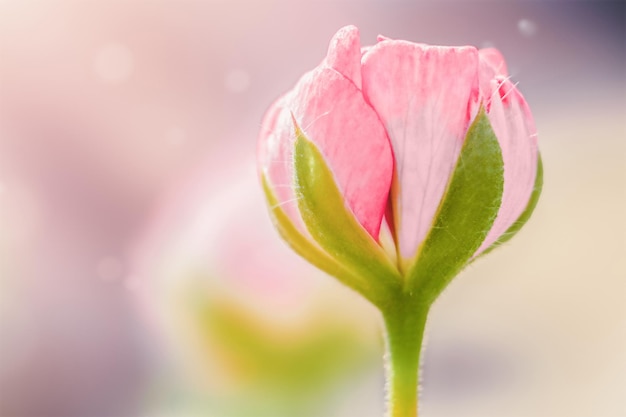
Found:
<box><xmin>383</xmin><ymin>299</ymin><xmax>430</xmax><ymax>417</ymax></box>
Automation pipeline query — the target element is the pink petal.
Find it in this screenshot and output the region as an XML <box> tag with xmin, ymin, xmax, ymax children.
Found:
<box><xmin>361</xmin><ymin>41</ymin><xmax>480</xmax><ymax>260</ymax></box>
<box><xmin>259</xmin><ymin>65</ymin><xmax>393</xmax><ymax>240</ymax></box>
<box><xmin>475</xmin><ymin>75</ymin><xmax>538</xmax><ymax>255</ymax></box>
<box><xmin>325</xmin><ymin>25</ymin><xmax>362</xmax><ymax>89</ymax></box>
<box><xmin>479</xmin><ymin>48</ymin><xmax>509</xmax><ymax>77</ymax></box>
<box><xmin>258</xmin><ymin>91</ymin><xmax>308</xmax><ymax>233</ymax></box>
<box><xmin>291</xmin><ymin>67</ymin><xmax>393</xmax><ymax>239</ymax></box>
<box><xmin>478</xmin><ymin>48</ymin><xmax>510</xmax><ymax>112</ymax></box>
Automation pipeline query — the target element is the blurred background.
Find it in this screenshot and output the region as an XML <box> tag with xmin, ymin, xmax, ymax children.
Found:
<box><xmin>0</xmin><ymin>1</ymin><xmax>624</xmax><ymax>416</ymax></box>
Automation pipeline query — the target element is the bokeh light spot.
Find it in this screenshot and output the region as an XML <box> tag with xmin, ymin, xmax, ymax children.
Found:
<box><xmin>93</xmin><ymin>43</ymin><xmax>134</xmax><ymax>84</ymax></box>
<box><xmin>518</xmin><ymin>19</ymin><xmax>538</xmax><ymax>37</ymax></box>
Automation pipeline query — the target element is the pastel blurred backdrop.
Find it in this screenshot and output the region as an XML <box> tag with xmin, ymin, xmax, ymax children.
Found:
<box><xmin>0</xmin><ymin>1</ymin><xmax>624</xmax><ymax>417</ymax></box>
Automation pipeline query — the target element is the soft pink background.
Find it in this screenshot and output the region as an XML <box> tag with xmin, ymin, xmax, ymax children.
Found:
<box><xmin>1</xmin><ymin>1</ymin><xmax>624</xmax><ymax>416</ymax></box>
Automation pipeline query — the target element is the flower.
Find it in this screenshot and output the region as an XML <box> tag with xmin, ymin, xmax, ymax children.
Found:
<box><xmin>258</xmin><ymin>26</ymin><xmax>542</xmax><ymax>307</ymax></box>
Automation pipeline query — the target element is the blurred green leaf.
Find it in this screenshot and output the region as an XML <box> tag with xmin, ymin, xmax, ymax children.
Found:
<box><xmin>183</xmin><ymin>289</ymin><xmax>377</xmax><ymax>417</ymax></box>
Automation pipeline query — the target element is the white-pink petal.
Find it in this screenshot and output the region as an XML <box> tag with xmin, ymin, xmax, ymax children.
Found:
<box><xmin>258</xmin><ymin>91</ymin><xmax>309</xmax><ymax>234</ymax></box>
<box><xmin>479</xmin><ymin>48</ymin><xmax>509</xmax><ymax>77</ymax></box>
<box><xmin>475</xmin><ymin>75</ymin><xmax>538</xmax><ymax>255</ymax></box>
<box><xmin>361</xmin><ymin>41</ymin><xmax>481</xmax><ymax>261</ymax></box>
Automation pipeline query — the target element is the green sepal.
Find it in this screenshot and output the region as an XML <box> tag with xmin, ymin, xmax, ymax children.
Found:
<box><xmin>262</xmin><ymin>175</ymin><xmax>392</xmax><ymax>307</ymax></box>
<box><xmin>291</xmin><ymin>122</ymin><xmax>402</xmax><ymax>307</ymax></box>
<box><xmin>406</xmin><ymin>106</ymin><xmax>504</xmax><ymax>303</ymax></box>
<box><xmin>478</xmin><ymin>152</ymin><xmax>543</xmax><ymax>257</ymax></box>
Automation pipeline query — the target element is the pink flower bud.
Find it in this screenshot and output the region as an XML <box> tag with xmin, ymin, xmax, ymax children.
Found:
<box><xmin>258</xmin><ymin>26</ymin><xmax>541</xmax><ymax>304</ymax></box>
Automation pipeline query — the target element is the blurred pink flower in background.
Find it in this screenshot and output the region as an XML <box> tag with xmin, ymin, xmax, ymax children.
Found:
<box><xmin>131</xmin><ymin>143</ymin><xmax>382</xmax><ymax>416</ymax></box>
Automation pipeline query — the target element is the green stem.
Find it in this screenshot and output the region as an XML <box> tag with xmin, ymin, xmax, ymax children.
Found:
<box><xmin>383</xmin><ymin>298</ymin><xmax>430</xmax><ymax>417</ymax></box>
